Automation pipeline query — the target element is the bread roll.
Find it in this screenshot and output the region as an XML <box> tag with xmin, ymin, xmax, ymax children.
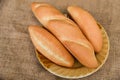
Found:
<box><xmin>67</xmin><ymin>6</ymin><xmax>103</xmax><ymax>52</ymax></box>
<box><xmin>28</xmin><ymin>26</ymin><xmax>74</xmax><ymax>67</ymax></box>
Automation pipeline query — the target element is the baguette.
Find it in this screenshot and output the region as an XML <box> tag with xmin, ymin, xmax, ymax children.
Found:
<box><xmin>28</xmin><ymin>26</ymin><xmax>74</xmax><ymax>67</ymax></box>
<box><xmin>67</xmin><ymin>6</ymin><xmax>103</xmax><ymax>52</ymax></box>
<box><xmin>31</xmin><ymin>2</ymin><xmax>98</xmax><ymax>68</ymax></box>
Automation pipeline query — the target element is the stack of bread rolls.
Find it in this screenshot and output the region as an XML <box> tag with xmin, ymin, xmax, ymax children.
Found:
<box><xmin>28</xmin><ymin>2</ymin><xmax>103</xmax><ymax>68</ymax></box>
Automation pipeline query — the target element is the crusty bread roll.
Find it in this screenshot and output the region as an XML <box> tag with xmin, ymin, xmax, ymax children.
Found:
<box><xmin>67</xmin><ymin>6</ymin><xmax>103</xmax><ymax>52</ymax></box>
<box><xmin>31</xmin><ymin>2</ymin><xmax>98</xmax><ymax>68</ymax></box>
<box><xmin>28</xmin><ymin>26</ymin><xmax>74</xmax><ymax>67</ymax></box>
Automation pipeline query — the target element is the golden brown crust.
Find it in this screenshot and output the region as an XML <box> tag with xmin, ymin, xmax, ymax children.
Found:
<box><xmin>67</xmin><ymin>6</ymin><xmax>103</xmax><ymax>52</ymax></box>
<box><xmin>31</xmin><ymin>2</ymin><xmax>98</xmax><ymax>68</ymax></box>
<box><xmin>28</xmin><ymin>26</ymin><xmax>74</xmax><ymax>67</ymax></box>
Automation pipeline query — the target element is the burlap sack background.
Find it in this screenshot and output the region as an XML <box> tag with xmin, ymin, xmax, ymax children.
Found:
<box><xmin>0</xmin><ymin>0</ymin><xmax>120</xmax><ymax>80</ymax></box>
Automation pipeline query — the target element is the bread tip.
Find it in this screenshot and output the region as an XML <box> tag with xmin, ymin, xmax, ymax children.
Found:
<box><xmin>90</xmin><ymin>63</ymin><xmax>99</xmax><ymax>69</ymax></box>
<box><xmin>67</xmin><ymin>6</ymin><xmax>77</xmax><ymax>11</ymax></box>
<box><xmin>31</xmin><ymin>2</ymin><xmax>51</xmax><ymax>11</ymax></box>
<box><xmin>67</xmin><ymin>6</ymin><xmax>73</xmax><ymax>12</ymax></box>
<box><xmin>31</xmin><ymin>2</ymin><xmax>40</xmax><ymax>11</ymax></box>
<box><xmin>28</xmin><ymin>25</ymin><xmax>38</xmax><ymax>33</ymax></box>
<box><xmin>95</xmin><ymin>46</ymin><xmax>102</xmax><ymax>53</ymax></box>
<box><xmin>66</xmin><ymin>62</ymin><xmax>74</xmax><ymax>67</ymax></box>
<box><xmin>28</xmin><ymin>26</ymin><xmax>34</xmax><ymax>33</ymax></box>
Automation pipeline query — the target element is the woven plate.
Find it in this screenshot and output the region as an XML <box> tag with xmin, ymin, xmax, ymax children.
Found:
<box><xmin>35</xmin><ymin>23</ymin><xmax>110</xmax><ymax>79</ymax></box>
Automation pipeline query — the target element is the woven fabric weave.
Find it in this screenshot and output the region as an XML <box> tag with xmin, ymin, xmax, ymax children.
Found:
<box><xmin>0</xmin><ymin>0</ymin><xmax>120</xmax><ymax>80</ymax></box>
